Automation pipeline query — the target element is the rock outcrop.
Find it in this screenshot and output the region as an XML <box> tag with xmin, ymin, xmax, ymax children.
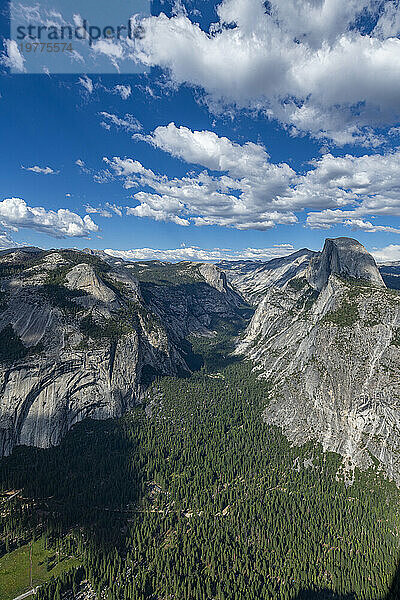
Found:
<box><xmin>0</xmin><ymin>250</ymin><xmax>247</xmax><ymax>455</ymax></box>
<box><xmin>236</xmin><ymin>237</ymin><xmax>400</xmax><ymax>484</ymax></box>
<box><xmin>307</xmin><ymin>237</ymin><xmax>385</xmax><ymax>291</ymax></box>
<box><xmin>218</xmin><ymin>249</ymin><xmax>315</xmax><ymax>304</ymax></box>
<box><xmin>198</xmin><ymin>263</ymin><xmax>232</xmax><ymax>294</ymax></box>
<box><xmin>65</xmin><ymin>263</ymin><xmax>118</xmax><ymax>303</ymax></box>
<box><xmin>118</xmin><ymin>260</ymin><xmax>246</xmax><ymax>338</ymax></box>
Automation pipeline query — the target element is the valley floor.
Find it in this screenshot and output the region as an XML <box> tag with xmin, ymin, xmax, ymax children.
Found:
<box><xmin>0</xmin><ymin>537</ymin><xmax>79</xmax><ymax>600</ymax></box>
<box><xmin>1</xmin><ymin>327</ymin><xmax>400</xmax><ymax>600</ymax></box>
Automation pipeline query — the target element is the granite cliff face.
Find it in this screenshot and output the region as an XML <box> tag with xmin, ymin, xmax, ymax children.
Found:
<box><xmin>307</xmin><ymin>237</ymin><xmax>385</xmax><ymax>291</ymax></box>
<box><xmin>235</xmin><ymin>237</ymin><xmax>400</xmax><ymax>484</ymax></box>
<box><xmin>218</xmin><ymin>249</ymin><xmax>315</xmax><ymax>304</ymax></box>
<box><xmin>0</xmin><ymin>250</ymin><xmax>246</xmax><ymax>456</ymax></box>
<box><xmin>119</xmin><ymin>260</ymin><xmax>245</xmax><ymax>341</ymax></box>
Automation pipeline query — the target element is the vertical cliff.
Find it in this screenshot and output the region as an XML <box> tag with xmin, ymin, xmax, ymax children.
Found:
<box><xmin>0</xmin><ymin>250</ymin><xmax>248</xmax><ymax>455</ymax></box>
<box><xmin>236</xmin><ymin>238</ymin><xmax>400</xmax><ymax>483</ymax></box>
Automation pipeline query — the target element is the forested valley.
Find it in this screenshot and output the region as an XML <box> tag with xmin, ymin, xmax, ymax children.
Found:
<box><xmin>1</xmin><ymin>327</ymin><xmax>400</xmax><ymax>600</ymax></box>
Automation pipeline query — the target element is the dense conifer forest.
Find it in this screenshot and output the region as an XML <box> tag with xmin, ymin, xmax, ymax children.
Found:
<box><xmin>1</xmin><ymin>327</ymin><xmax>400</xmax><ymax>599</ymax></box>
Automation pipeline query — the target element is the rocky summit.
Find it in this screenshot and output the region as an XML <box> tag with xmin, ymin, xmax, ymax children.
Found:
<box><xmin>307</xmin><ymin>237</ymin><xmax>385</xmax><ymax>291</ymax></box>
<box><xmin>229</xmin><ymin>237</ymin><xmax>400</xmax><ymax>484</ymax></box>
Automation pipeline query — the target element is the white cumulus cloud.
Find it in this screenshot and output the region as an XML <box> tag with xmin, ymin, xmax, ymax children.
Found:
<box><xmin>104</xmin><ymin>123</ymin><xmax>297</xmax><ymax>230</ymax></box>
<box><xmin>132</xmin><ymin>0</ymin><xmax>400</xmax><ymax>145</ymax></box>
<box><xmin>113</xmin><ymin>84</ymin><xmax>131</xmax><ymax>99</ymax></box>
<box><xmin>94</xmin><ymin>123</ymin><xmax>400</xmax><ymax>234</ymax></box>
<box><xmin>372</xmin><ymin>245</ymin><xmax>400</xmax><ymax>264</ymax></box>
<box><xmin>78</xmin><ymin>75</ymin><xmax>94</xmax><ymax>94</ymax></box>
<box><xmin>104</xmin><ymin>243</ymin><xmax>296</xmax><ymax>262</ymax></box>
<box><xmin>0</xmin><ymin>198</ymin><xmax>99</xmax><ymax>239</ymax></box>
<box><xmin>99</xmin><ymin>112</ymin><xmax>142</xmax><ymax>133</ymax></box>
<box><xmin>0</xmin><ymin>230</ymin><xmax>19</xmax><ymax>250</ymax></box>
<box><xmin>149</xmin><ymin>122</ymin><xmax>271</xmax><ymax>177</ymax></box>
<box><xmin>299</xmin><ymin>150</ymin><xmax>400</xmax><ymax>228</ymax></box>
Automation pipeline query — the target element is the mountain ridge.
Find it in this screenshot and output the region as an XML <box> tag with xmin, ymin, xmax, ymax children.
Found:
<box><xmin>3</xmin><ymin>238</ymin><xmax>400</xmax><ymax>485</ymax></box>
<box><xmin>0</xmin><ymin>248</ymin><xmax>248</xmax><ymax>456</ymax></box>
<box><xmin>234</xmin><ymin>237</ymin><xmax>400</xmax><ymax>484</ymax></box>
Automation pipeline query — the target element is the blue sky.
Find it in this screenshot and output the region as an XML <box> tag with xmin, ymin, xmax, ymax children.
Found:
<box><xmin>1</xmin><ymin>0</ymin><xmax>400</xmax><ymax>262</ymax></box>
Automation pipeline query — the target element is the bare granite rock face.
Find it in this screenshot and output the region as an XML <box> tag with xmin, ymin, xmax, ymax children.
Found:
<box><xmin>65</xmin><ymin>263</ymin><xmax>117</xmax><ymax>303</ymax></box>
<box><xmin>198</xmin><ymin>263</ymin><xmax>232</xmax><ymax>294</ymax></box>
<box><xmin>122</xmin><ymin>260</ymin><xmax>246</xmax><ymax>339</ymax></box>
<box><xmin>236</xmin><ymin>238</ymin><xmax>400</xmax><ymax>484</ymax></box>
<box><xmin>307</xmin><ymin>237</ymin><xmax>385</xmax><ymax>291</ymax></box>
<box><xmin>0</xmin><ymin>250</ymin><xmax>247</xmax><ymax>455</ymax></box>
<box><xmin>218</xmin><ymin>249</ymin><xmax>316</xmax><ymax>304</ymax></box>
